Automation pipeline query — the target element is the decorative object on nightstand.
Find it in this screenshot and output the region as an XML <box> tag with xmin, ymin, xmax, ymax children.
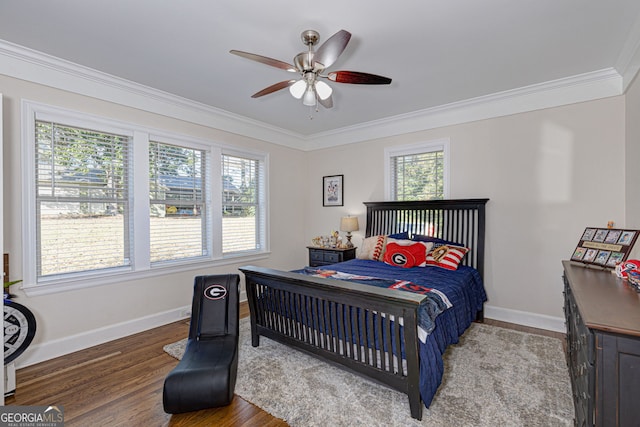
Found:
<box><xmin>340</xmin><ymin>216</ymin><xmax>359</xmax><ymax>248</ymax></box>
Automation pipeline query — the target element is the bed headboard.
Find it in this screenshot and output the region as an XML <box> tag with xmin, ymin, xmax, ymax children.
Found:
<box><xmin>364</xmin><ymin>199</ymin><xmax>489</xmax><ymax>277</ymax></box>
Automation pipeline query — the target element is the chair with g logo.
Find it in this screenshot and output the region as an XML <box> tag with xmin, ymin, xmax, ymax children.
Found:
<box><xmin>163</xmin><ymin>274</ymin><xmax>240</xmax><ymax>413</ymax></box>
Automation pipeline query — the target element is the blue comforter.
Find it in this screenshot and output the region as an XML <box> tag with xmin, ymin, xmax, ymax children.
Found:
<box><xmin>296</xmin><ymin>258</ymin><xmax>487</xmax><ymax>408</ymax></box>
<box><xmin>296</xmin><ymin>265</ymin><xmax>452</xmax><ymax>337</ymax></box>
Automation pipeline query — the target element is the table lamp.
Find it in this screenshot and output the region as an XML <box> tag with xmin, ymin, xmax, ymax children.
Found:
<box><xmin>340</xmin><ymin>216</ymin><xmax>359</xmax><ymax>248</ymax></box>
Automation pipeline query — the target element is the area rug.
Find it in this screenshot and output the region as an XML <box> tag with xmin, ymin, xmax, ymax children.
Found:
<box><xmin>163</xmin><ymin>319</ymin><xmax>573</xmax><ymax>427</ymax></box>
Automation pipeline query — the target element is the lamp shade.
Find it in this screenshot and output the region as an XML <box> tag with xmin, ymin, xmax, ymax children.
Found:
<box><xmin>302</xmin><ymin>86</ymin><xmax>316</xmax><ymax>106</ymax></box>
<box><xmin>340</xmin><ymin>216</ymin><xmax>359</xmax><ymax>233</ymax></box>
<box><xmin>289</xmin><ymin>80</ymin><xmax>306</xmax><ymax>99</ymax></box>
<box><xmin>315</xmin><ymin>81</ymin><xmax>333</xmax><ymax>100</ymax></box>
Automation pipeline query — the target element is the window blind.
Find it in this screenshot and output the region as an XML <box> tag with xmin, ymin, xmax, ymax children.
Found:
<box><xmin>390</xmin><ymin>150</ymin><xmax>444</xmax><ymax>201</ymax></box>
<box><xmin>222</xmin><ymin>154</ymin><xmax>263</xmax><ymax>254</ymax></box>
<box><xmin>35</xmin><ymin>120</ymin><xmax>130</xmax><ymax>277</ymax></box>
<box><xmin>149</xmin><ymin>141</ymin><xmax>208</xmax><ymax>263</ymax></box>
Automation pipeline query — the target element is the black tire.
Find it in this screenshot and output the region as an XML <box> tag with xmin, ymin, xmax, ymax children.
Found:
<box><xmin>4</xmin><ymin>300</ymin><xmax>37</xmax><ymax>364</ymax></box>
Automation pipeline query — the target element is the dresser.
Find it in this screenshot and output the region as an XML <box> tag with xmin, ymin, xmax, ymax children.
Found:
<box><xmin>307</xmin><ymin>246</ymin><xmax>356</xmax><ymax>267</ymax></box>
<box><xmin>563</xmin><ymin>260</ymin><xmax>640</xmax><ymax>427</ymax></box>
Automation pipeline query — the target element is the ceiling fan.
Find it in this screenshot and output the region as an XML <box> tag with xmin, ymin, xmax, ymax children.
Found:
<box><xmin>230</xmin><ymin>29</ymin><xmax>392</xmax><ymax>110</ymax></box>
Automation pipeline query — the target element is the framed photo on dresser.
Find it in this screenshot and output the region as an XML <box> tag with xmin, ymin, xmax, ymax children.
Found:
<box><xmin>571</xmin><ymin>227</ymin><xmax>639</xmax><ymax>268</ymax></box>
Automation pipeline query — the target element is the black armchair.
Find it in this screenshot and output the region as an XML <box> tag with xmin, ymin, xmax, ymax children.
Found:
<box><xmin>163</xmin><ymin>274</ymin><xmax>240</xmax><ymax>414</ymax></box>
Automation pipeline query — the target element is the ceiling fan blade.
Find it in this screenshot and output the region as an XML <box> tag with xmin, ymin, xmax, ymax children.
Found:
<box><xmin>313</xmin><ymin>30</ymin><xmax>351</xmax><ymax>70</ymax></box>
<box><xmin>318</xmin><ymin>94</ymin><xmax>333</xmax><ymax>109</ymax></box>
<box><xmin>327</xmin><ymin>71</ymin><xmax>392</xmax><ymax>85</ymax></box>
<box><xmin>251</xmin><ymin>80</ymin><xmax>297</xmax><ymax>98</ymax></box>
<box><xmin>230</xmin><ymin>50</ymin><xmax>297</xmax><ymax>73</ymax></box>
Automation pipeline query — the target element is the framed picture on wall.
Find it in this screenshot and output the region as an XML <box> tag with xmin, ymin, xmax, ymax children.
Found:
<box><xmin>323</xmin><ymin>175</ymin><xmax>343</xmax><ymax>207</ymax></box>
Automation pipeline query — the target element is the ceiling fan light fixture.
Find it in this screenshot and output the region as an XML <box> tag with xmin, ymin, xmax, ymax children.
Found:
<box><xmin>289</xmin><ymin>79</ymin><xmax>306</xmax><ymax>99</ymax></box>
<box><xmin>302</xmin><ymin>86</ymin><xmax>316</xmax><ymax>106</ymax></box>
<box><xmin>315</xmin><ymin>81</ymin><xmax>332</xmax><ymax>100</ymax></box>
<box><xmin>231</xmin><ymin>29</ymin><xmax>391</xmax><ymax>111</ymax></box>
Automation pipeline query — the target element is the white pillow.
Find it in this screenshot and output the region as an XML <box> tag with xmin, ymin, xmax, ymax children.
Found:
<box><xmin>357</xmin><ymin>235</ymin><xmax>387</xmax><ymax>261</ymax></box>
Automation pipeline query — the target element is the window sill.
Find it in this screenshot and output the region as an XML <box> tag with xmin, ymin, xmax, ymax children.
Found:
<box><xmin>21</xmin><ymin>251</ymin><xmax>271</xmax><ymax>297</ymax></box>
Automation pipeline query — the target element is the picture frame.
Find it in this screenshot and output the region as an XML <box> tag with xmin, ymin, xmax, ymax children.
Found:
<box><xmin>592</xmin><ymin>229</ymin><xmax>608</xmax><ymax>242</ymax></box>
<box><xmin>594</xmin><ymin>250</ymin><xmax>611</xmax><ymax>265</ymax></box>
<box><xmin>618</xmin><ymin>231</ymin><xmax>636</xmax><ymax>246</ymax></box>
<box><xmin>606</xmin><ymin>252</ymin><xmax>625</xmax><ymax>267</ymax></box>
<box><xmin>323</xmin><ymin>175</ymin><xmax>343</xmax><ymax>207</ymax></box>
<box><xmin>581</xmin><ymin>228</ymin><xmax>596</xmax><ymax>241</ymax></box>
<box><xmin>571</xmin><ymin>226</ymin><xmax>640</xmax><ymax>269</ymax></box>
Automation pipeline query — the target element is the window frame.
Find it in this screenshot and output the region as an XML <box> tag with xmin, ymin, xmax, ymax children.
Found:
<box><xmin>221</xmin><ymin>149</ymin><xmax>268</xmax><ymax>256</ymax></box>
<box><xmin>21</xmin><ymin>101</ymin><xmax>269</xmax><ymax>296</ymax></box>
<box><xmin>147</xmin><ymin>137</ymin><xmax>211</xmax><ymax>266</ymax></box>
<box><xmin>34</xmin><ymin>118</ymin><xmax>134</xmax><ymax>278</ymax></box>
<box><xmin>384</xmin><ymin>139</ymin><xmax>450</xmax><ymax>201</ymax></box>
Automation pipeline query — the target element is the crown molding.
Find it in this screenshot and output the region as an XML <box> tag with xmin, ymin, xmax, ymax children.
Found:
<box><xmin>616</xmin><ymin>11</ymin><xmax>640</xmax><ymax>91</ymax></box>
<box><xmin>306</xmin><ymin>68</ymin><xmax>622</xmax><ymax>149</ymax></box>
<box><xmin>0</xmin><ymin>39</ymin><xmax>625</xmax><ymax>152</ymax></box>
<box><xmin>0</xmin><ymin>40</ymin><xmax>308</xmax><ymax>149</ymax></box>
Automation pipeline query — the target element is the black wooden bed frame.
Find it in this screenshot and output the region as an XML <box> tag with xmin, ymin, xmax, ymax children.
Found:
<box><xmin>240</xmin><ymin>199</ymin><xmax>488</xmax><ymax>420</ymax></box>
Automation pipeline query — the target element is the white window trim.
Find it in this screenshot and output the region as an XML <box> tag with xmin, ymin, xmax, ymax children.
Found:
<box><xmin>221</xmin><ymin>147</ymin><xmax>270</xmax><ymax>256</ymax></box>
<box><xmin>21</xmin><ymin>100</ymin><xmax>269</xmax><ymax>296</ymax></box>
<box><xmin>383</xmin><ymin>138</ymin><xmax>450</xmax><ymax>200</ymax></box>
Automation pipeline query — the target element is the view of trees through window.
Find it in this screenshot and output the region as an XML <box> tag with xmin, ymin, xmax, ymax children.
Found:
<box><xmin>222</xmin><ymin>154</ymin><xmax>261</xmax><ymax>253</ymax></box>
<box><xmin>34</xmin><ymin>118</ymin><xmax>265</xmax><ymax>280</ymax></box>
<box><xmin>35</xmin><ymin>121</ymin><xmax>130</xmax><ymax>276</ymax></box>
<box><xmin>391</xmin><ymin>150</ymin><xmax>444</xmax><ymax>201</ymax></box>
<box><xmin>149</xmin><ymin>141</ymin><xmax>206</xmax><ymax>263</ymax></box>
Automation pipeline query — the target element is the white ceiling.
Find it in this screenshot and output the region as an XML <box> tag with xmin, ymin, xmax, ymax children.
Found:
<box><xmin>1</xmin><ymin>1</ymin><xmax>640</xmax><ymax>145</ymax></box>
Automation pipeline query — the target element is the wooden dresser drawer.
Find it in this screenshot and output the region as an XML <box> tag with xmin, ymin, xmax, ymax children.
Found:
<box><xmin>307</xmin><ymin>247</ymin><xmax>356</xmax><ymax>267</ymax></box>
<box><xmin>563</xmin><ymin>260</ymin><xmax>640</xmax><ymax>427</ymax></box>
<box><xmin>310</xmin><ymin>250</ymin><xmax>325</xmax><ymax>263</ymax></box>
<box><xmin>323</xmin><ymin>251</ymin><xmax>340</xmax><ymax>263</ymax></box>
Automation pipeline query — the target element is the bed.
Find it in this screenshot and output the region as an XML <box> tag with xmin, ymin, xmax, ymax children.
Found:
<box><xmin>239</xmin><ymin>199</ymin><xmax>489</xmax><ymax>420</ymax></box>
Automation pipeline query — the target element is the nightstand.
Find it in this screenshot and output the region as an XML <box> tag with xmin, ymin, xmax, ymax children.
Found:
<box><xmin>307</xmin><ymin>246</ymin><xmax>357</xmax><ymax>267</ymax></box>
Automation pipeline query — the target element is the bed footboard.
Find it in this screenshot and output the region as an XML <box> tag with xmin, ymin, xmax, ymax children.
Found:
<box><xmin>239</xmin><ymin>265</ymin><xmax>427</xmax><ymax>420</ymax></box>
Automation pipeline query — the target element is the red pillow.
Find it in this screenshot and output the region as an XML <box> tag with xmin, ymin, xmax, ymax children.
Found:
<box><xmin>426</xmin><ymin>245</ymin><xmax>469</xmax><ymax>270</ymax></box>
<box><xmin>383</xmin><ymin>242</ymin><xmax>427</xmax><ymax>268</ymax></box>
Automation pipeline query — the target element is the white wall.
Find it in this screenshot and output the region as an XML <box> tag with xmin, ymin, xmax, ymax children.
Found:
<box><xmin>626</xmin><ymin>73</ymin><xmax>640</xmax><ymax>228</ymax></box>
<box><xmin>305</xmin><ymin>97</ymin><xmax>626</xmax><ymax>331</ymax></box>
<box><xmin>1</xmin><ymin>70</ymin><xmax>630</xmax><ymax>365</ymax></box>
<box><xmin>1</xmin><ymin>74</ymin><xmax>308</xmax><ymax>366</ymax></box>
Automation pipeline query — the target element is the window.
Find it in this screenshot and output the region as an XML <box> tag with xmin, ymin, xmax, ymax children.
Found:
<box><xmin>22</xmin><ymin>102</ymin><xmax>268</xmax><ymax>294</ymax></box>
<box><xmin>149</xmin><ymin>141</ymin><xmax>209</xmax><ymax>263</ymax></box>
<box><xmin>35</xmin><ymin>120</ymin><xmax>131</xmax><ymax>277</ymax></box>
<box><xmin>385</xmin><ymin>139</ymin><xmax>449</xmax><ymax>201</ymax></box>
<box><xmin>222</xmin><ymin>153</ymin><xmax>265</xmax><ymax>254</ymax></box>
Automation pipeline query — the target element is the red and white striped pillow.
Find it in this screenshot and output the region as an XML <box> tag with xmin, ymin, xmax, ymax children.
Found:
<box><xmin>426</xmin><ymin>245</ymin><xmax>469</xmax><ymax>270</ymax></box>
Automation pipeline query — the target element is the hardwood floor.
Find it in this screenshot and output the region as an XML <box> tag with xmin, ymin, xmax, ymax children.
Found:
<box><xmin>6</xmin><ymin>302</ymin><xmax>564</xmax><ymax>426</ymax></box>
<box><xmin>6</xmin><ymin>302</ymin><xmax>288</xmax><ymax>427</ymax></box>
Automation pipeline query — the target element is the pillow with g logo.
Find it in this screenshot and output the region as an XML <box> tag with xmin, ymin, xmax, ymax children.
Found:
<box><xmin>383</xmin><ymin>242</ymin><xmax>428</xmax><ymax>268</ymax></box>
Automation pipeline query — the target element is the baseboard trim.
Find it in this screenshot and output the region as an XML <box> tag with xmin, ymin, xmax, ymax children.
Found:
<box><xmin>484</xmin><ymin>305</ymin><xmax>565</xmax><ymax>333</ymax></box>
<box><xmin>16</xmin><ymin>305</ymin><xmax>192</xmax><ymax>368</ymax></box>
<box><xmin>17</xmin><ymin>289</ymin><xmax>248</xmax><ymax>368</ymax></box>
<box><xmin>15</xmin><ymin>301</ymin><xmax>563</xmax><ymax>368</ymax></box>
